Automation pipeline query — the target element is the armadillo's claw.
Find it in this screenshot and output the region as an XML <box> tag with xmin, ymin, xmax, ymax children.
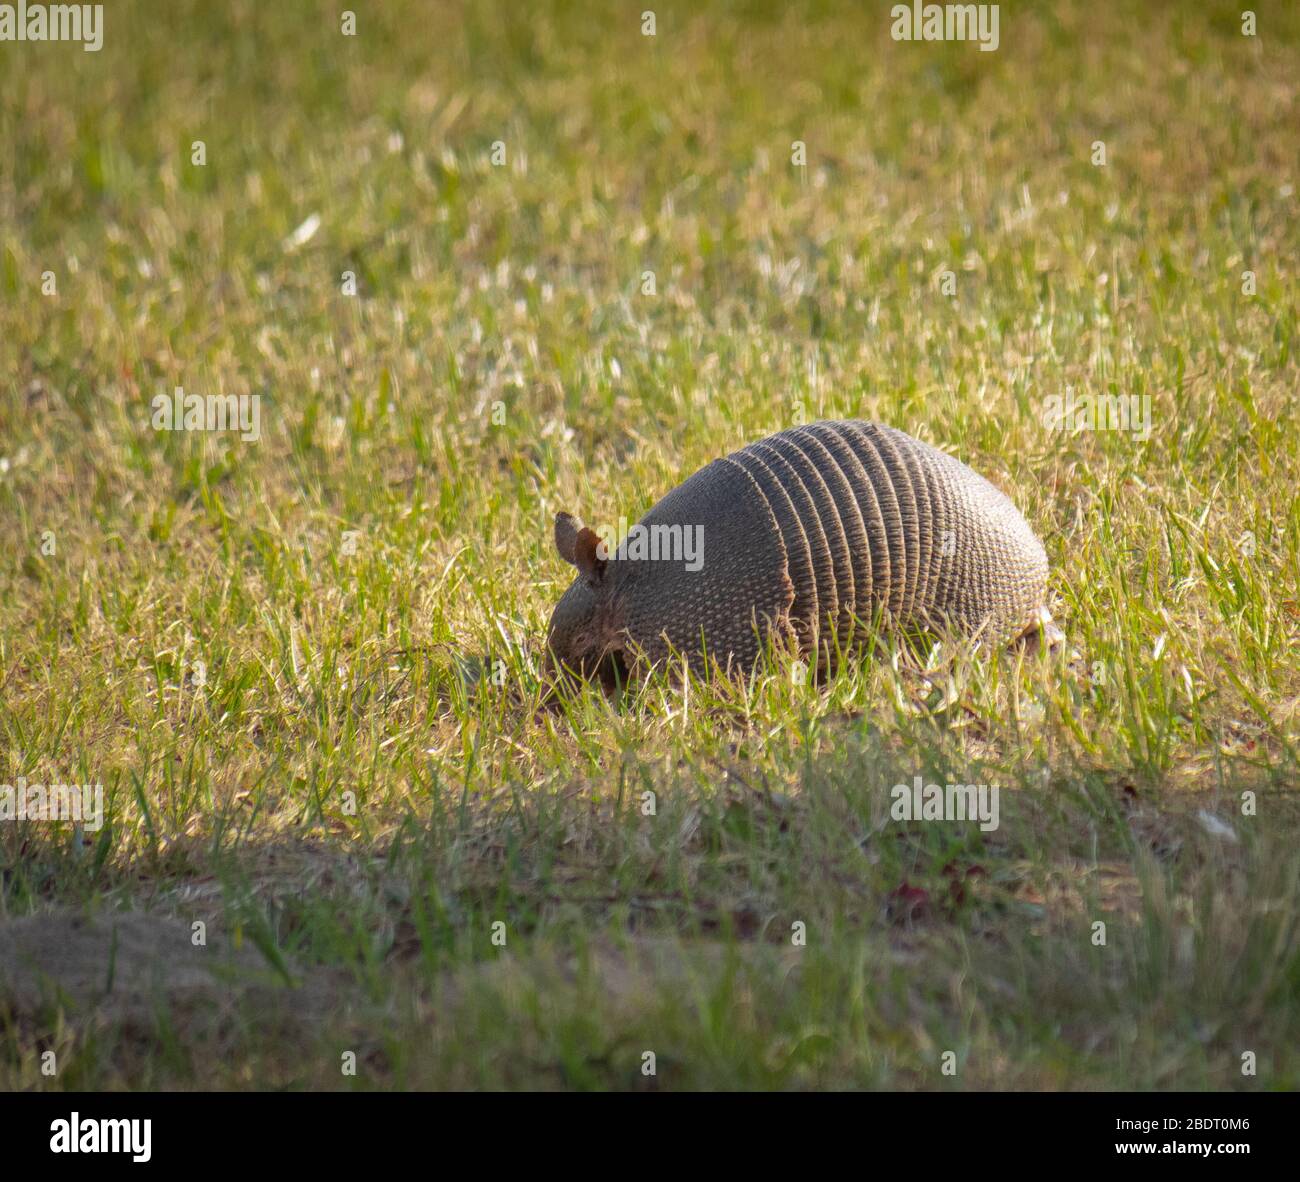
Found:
<box><xmin>1013</xmin><ymin>606</ymin><xmax>1069</xmax><ymax>657</ymax></box>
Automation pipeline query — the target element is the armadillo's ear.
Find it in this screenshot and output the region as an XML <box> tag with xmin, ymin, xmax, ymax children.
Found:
<box><xmin>554</xmin><ymin>512</ymin><xmax>583</xmax><ymax>565</ymax></box>
<box><xmin>556</xmin><ymin>512</ymin><xmax>607</xmax><ymax>582</ymax></box>
<box><xmin>573</xmin><ymin>526</ymin><xmax>608</xmax><ymax>584</ymax></box>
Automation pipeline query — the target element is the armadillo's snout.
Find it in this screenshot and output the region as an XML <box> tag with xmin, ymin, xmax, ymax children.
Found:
<box><xmin>546</xmin><ymin>577</ymin><xmax>629</xmax><ymax>691</ymax></box>
<box><xmin>546</xmin><ymin>580</ymin><xmax>598</xmax><ymax>675</ymax></box>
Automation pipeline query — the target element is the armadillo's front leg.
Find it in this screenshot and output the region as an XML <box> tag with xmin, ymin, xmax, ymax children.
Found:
<box><xmin>1012</xmin><ymin>605</ymin><xmax>1067</xmax><ymax>656</ymax></box>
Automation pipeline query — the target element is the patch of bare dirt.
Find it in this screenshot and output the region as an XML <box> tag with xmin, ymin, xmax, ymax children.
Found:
<box><xmin>445</xmin><ymin>935</ymin><xmax>805</xmax><ymax>1018</ymax></box>
<box><xmin>0</xmin><ymin>909</ymin><xmax>335</xmax><ymax>1040</ymax></box>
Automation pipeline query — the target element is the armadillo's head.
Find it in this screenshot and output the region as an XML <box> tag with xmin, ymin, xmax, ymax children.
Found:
<box><xmin>546</xmin><ymin>512</ymin><xmax>630</xmax><ymax>689</ymax></box>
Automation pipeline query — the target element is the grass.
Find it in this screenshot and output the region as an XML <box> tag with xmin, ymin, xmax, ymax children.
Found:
<box><xmin>1</xmin><ymin>0</ymin><xmax>1298</xmax><ymax>1090</ymax></box>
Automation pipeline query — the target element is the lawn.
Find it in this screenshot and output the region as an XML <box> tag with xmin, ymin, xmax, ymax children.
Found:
<box><xmin>1</xmin><ymin>0</ymin><xmax>1298</xmax><ymax>1090</ymax></box>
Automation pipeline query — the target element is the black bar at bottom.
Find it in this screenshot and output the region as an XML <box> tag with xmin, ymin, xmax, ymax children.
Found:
<box><xmin>3</xmin><ymin>1090</ymin><xmax>1291</xmax><ymax>1169</ymax></box>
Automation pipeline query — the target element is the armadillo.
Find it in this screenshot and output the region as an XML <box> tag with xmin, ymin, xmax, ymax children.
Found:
<box><xmin>547</xmin><ymin>420</ymin><xmax>1055</xmax><ymax>681</ymax></box>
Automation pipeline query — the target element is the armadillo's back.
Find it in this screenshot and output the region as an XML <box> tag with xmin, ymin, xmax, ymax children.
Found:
<box><xmin>613</xmin><ymin>419</ymin><xmax>1048</xmax><ymax>671</ymax></box>
<box><xmin>855</xmin><ymin>422</ymin><xmax>1049</xmax><ymax>637</ymax></box>
<box><xmin>880</xmin><ymin>423</ymin><xmax>1048</xmax><ymax>636</ymax></box>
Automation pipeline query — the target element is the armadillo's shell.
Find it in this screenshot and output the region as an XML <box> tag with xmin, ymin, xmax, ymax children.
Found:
<box><xmin>617</xmin><ymin>455</ymin><xmax>796</xmax><ymax>671</ymax></box>
<box><xmin>613</xmin><ymin>419</ymin><xmax>1049</xmax><ymax>670</ymax></box>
